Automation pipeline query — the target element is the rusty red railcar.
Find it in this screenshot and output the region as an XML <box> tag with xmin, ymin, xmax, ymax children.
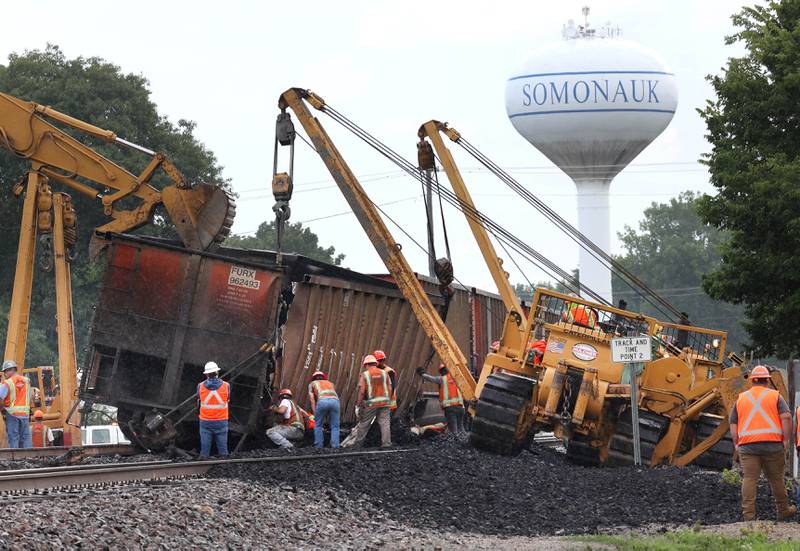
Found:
<box><xmin>81</xmin><ymin>233</ymin><xmax>504</xmax><ymax>449</ymax></box>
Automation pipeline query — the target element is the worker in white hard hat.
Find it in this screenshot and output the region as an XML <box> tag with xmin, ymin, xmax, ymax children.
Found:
<box><xmin>196</xmin><ymin>361</ymin><xmax>230</xmax><ymax>458</ymax></box>
<box><xmin>342</xmin><ymin>354</ymin><xmax>393</xmax><ymax>448</ymax></box>
<box><xmin>0</xmin><ymin>360</ymin><xmax>32</xmax><ymax>448</ymax></box>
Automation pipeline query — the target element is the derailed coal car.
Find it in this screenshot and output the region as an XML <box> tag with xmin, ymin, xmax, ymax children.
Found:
<box><xmin>80</xmin><ymin>233</ymin><xmax>502</xmax><ymax>450</ymax></box>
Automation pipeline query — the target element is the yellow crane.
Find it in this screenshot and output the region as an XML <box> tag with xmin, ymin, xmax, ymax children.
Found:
<box><xmin>0</xmin><ymin>92</ymin><xmax>234</xmax><ymax>445</ymax></box>
<box><xmin>273</xmin><ymin>89</ymin><xmax>785</xmax><ymax>468</ymax></box>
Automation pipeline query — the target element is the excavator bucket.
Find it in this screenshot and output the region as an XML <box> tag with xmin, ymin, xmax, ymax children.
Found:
<box><xmin>161</xmin><ymin>184</ymin><xmax>236</xmax><ymax>250</ymax></box>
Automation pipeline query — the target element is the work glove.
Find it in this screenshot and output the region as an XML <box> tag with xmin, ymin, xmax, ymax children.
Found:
<box><xmin>415</xmin><ymin>367</ymin><xmax>424</xmax><ymax>376</ymax></box>
<box><xmin>355</xmin><ymin>405</ymin><xmax>361</xmax><ymax>420</ymax></box>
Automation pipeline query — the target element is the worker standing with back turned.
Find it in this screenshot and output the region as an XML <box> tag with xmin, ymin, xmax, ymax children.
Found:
<box><xmin>342</xmin><ymin>355</ymin><xmax>392</xmax><ymax>448</ymax></box>
<box><xmin>197</xmin><ymin>361</ymin><xmax>230</xmax><ymax>459</ymax></box>
<box><xmin>308</xmin><ymin>371</ymin><xmax>340</xmax><ymax>448</ymax></box>
<box><xmin>30</xmin><ymin>410</ymin><xmax>54</xmax><ymax>447</ymax></box>
<box><xmin>0</xmin><ymin>360</ymin><xmax>32</xmax><ymax>448</ymax></box>
<box><xmin>374</xmin><ymin>350</ymin><xmax>397</xmax><ymax>415</ymax></box>
<box><xmin>416</xmin><ymin>363</ymin><xmax>465</xmax><ymax>433</ymax></box>
<box><xmin>729</xmin><ymin>365</ymin><xmax>795</xmax><ymax>521</ymax></box>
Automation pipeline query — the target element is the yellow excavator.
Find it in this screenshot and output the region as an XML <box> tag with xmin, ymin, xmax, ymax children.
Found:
<box><xmin>0</xmin><ymin>92</ymin><xmax>235</xmax><ymax>445</ymax></box>
<box><xmin>273</xmin><ymin>88</ymin><xmax>785</xmax><ymax>468</ymax></box>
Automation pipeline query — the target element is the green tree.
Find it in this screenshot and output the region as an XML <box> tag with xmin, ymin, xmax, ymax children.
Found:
<box><xmin>0</xmin><ymin>45</ymin><xmax>228</xmax><ymax>367</ymax></box>
<box><xmin>697</xmin><ymin>1</ymin><xmax>800</xmax><ymax>358</ymax></box>
<box><xmin>226</xmin><ymin>220</ymin><xmax>344</xmax><ymax>265</ymax></box>
<box><xmin>613</xmin><ymin>192</ymin><xmax>747</xmax><ymax>352</ymax></box>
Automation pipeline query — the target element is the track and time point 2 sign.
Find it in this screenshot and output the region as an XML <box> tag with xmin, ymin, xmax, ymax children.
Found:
<box><xmin>611</xmin><ymin>337</ymin><xmax>652</xmax><ymax>363</ymax></box>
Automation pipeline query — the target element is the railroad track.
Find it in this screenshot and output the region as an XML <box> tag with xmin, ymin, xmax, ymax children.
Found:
<box><xmin>0</xmin><ymin>448</ymin><xmax>416</xmax><ymax>493</ymax></box>
<box><xmin>0</xmin><ymin>444</ymin><xmax>136</xmax><ymax>461</ymax></box>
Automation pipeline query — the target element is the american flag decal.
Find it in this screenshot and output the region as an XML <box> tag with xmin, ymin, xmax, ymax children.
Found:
<box><xmin>546</xmin><ymin>339</ymin><xmax>565</xmax><ymax>354</ymax></box>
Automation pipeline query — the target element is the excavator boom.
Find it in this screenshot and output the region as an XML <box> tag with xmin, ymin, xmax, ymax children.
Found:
<box><xmin>0</xmin><ymin>92</ymin><xmax>234</xmax><ymax>249</ymax></box>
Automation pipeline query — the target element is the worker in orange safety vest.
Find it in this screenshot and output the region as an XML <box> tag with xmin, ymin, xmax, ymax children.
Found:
<box><xmin>342</xmin><ymin>355</ymin><xmax>393</xmax><ymax>448</ymax></box>
<box><xmin>308</xmin><ymin>371</ymin><xmax>340</xmax><ymax>449</ymax></box>
<box><xmin>197</xmin><ymin>361</ymin><xmax>230</xmax><ymax>458</ymax></box>
<box><xmin>267</xmin><ymin>389</ymin><xmax>308</xmax><ymax>450</ymax></box>
<box><xmin>30</xmin><ymin>410</ymin><xmax>54</xmax><ymax>447</ymax></box>
<box><xmin>562</xmin><ymin>294</ymin><xmax>598</xmax><ymax>329</ymax></box>
<box><xmin>0</xmin><ymin>360</ymin><xmax>32</xmax><ymax>448</ymax></box>
<box><xmin>730</xmin><ymin>365</ymin><xmax>795</xmax><ymax>521</ymax></box>
<box><xmin>373</xmin><ymin>350</ymin><xmax>397</xmax><ymax>413</ymax></box>
<box><xmin>416</xmin><ymin>363</ymin><xmax>465</xmax><ymax>433</ymax></box>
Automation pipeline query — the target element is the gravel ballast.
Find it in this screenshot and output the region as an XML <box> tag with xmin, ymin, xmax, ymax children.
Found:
<box><xmin>211</xmin><ymin>434</ymin><xmax>779</xmax><ymax>536</ymax></box>
<box><xmin>0</xmin><ymin>434</ymin><xmax>785</xmax><ymax>548</ymax></box>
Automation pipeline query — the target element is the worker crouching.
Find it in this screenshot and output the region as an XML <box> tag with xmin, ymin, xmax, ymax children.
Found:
<box><xmin>267</xmin><ymin>389</ymin><xmax>307</xmax><ymax>450</ymax></box>
<box><xmin>417</xmin><ymin>364</ymin><xmax>465</xmax><ymax>433</ymax></box>
<box><xmin>197</xmin><ymin>361</ymin><xmax>230</xmax><ymax>459</ymax></box>
<box><xmin>730</xmin><ymin>365</ymin><xmax>796</xmax><ymax>521</ymax></box>
<box><xmin>342</xmin><ymin>355</ymin><xmax>393</xmax><ymax>448</ymax></box>
<box><xmin>308</xmin><ymin>371</ymin><xmax>340</xmax><ymax>448</ymax></box>
<box><xmin>30</xmin><ymin>410</ymin><xmax>54</xmax><ymax>447</ymax></box>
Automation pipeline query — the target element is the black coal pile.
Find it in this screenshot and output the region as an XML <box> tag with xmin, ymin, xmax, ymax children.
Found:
<box><xmin>210</xmin><ymin>434</ymin><xmax>777</xmax><ymax>536</ymax></box>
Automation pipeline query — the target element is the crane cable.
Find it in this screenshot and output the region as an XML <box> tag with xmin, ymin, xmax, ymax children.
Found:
<box><xmin>455</xmin><ymin>136</ymin><xmax>683</xmax><ymax>322</ymax></box>
<box><xmin>319</xmin><ymin>104</ymin><xmax>607</xmax><ymax>303</ymax></box>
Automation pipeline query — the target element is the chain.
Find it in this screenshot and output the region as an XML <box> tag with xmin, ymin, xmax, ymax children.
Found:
<box><xmin>560</xmin><ymin>377</ymin><xmax>573</xmax><ymax>424</ymax></box>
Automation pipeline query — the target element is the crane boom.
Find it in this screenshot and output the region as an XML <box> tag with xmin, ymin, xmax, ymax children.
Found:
<box><xmin>418</xmin><ymin>120</ymin><xmax>525</xmax><ymax>327</ymax></box>
<box><xmin>277</xmin><ymin>88</ymin><xmax>477</xmax><ymax>400</ymax></box>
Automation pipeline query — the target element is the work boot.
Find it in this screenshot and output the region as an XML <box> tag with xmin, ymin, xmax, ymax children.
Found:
<box><xmin>778</xmin><ymin>505</ymin><xmax>797</xmax><ymax>521</ymax></box>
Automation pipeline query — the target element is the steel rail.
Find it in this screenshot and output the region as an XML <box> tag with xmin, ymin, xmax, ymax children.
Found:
<box><xmin>0</xmin><ymin>448</ymin><xmax>417</xmax><ymax>492</ymax></box>
<box><xmin>0</xmin><ymin>444</ymin><xmax>136</xmax><ymax>461</ymax></box>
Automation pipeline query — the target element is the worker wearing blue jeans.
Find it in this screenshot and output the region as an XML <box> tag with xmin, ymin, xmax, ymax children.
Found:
<box><xmin>199</xmin><ymin>419</ymin><xmax>229</xmax><ymax>457</ymax></box>
<box><xmin>197</xmin><ymin>361</ymin><xmax>230</xmax><ymax>458</ymax></box>
<box><xmin>308</xmin><ymin>371</ymin><xmax>340</xmax><ymax>448</ymax></box>
<box><xmin>1</xmin><ymin>360</ymin><xmax>32</xmax><ymax>448</ymax></box>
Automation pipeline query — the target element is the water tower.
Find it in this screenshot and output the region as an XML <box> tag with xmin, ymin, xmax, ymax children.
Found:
<box><xmin>504</xmin><ymin>7</ymin><xmax>677</xmax><ymax>302</ymax></box>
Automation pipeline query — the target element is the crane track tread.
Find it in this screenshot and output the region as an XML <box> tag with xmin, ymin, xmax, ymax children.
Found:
<box><xmin>469</xmin><ymin>373</ymin><xmax>535</xmax><ymax>455</ymax></box>
<box><xmin>474</xmin><ymin>402</ymin><xmax>521</xmax><ymax>426</ymax></box>
<box><xmin>0</xmin><ymin>448</ymin><xmax>416</xmax><ymax>493</ymax></box>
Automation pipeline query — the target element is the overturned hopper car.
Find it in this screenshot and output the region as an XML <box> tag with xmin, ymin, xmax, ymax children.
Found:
<box><xmin>80</xmin><ymin>233</ymin><xmax>503</xmax><ymax>450</ymax></box>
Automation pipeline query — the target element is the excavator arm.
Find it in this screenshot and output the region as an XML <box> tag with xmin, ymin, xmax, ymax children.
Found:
<box><xmin>0</xmin><ymin>92</ymin><xmax>235</xmax><ymax>249</ymax></box>
<box><xmin>276</xmin><ymin>88</ymin><xmax>477</xmax><ymax>401</ymax></box>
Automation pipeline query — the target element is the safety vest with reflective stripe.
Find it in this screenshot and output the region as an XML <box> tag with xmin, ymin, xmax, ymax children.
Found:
<box><xmin>3</xmin><ymin>374</ymin><xmax>30</xmax><ymax>417</ymax></box>
<box><xmin>198</xmin><ymin>380</ymin><xmax>230</xmax><ymax>421</ymax></box>
<box><xmin>383</xmin><ymin>366</ymin><xmax>397</xmax><ymax>411</ymax></box>
<box><xmin>31</xmin><ymin>422</ymin><xmax>48</xmax><ymax>447</ymax></box>
<box><xmin>363</xmin><ymin>367</ymin><xmax>391</xmax><ymax>408</ymax></box>
<box><xmin>563</xmin><ymin>302</ymin><xmax>598</xmax><ymax>329</ymax></box>
<box><xmin>310</xmin><ymin>380</ymin><xmax>338</xmax><ymax>401</ymax></box>
<box><xmin>439</xmin><ymin>374</ymin><xmax>464</xmax><ymax>408</ymax></box>
<box><xmin>281</xmin><ymin>400</ymin><xmax>304</xmax><ymax>430</ymax></box>
<box><xmin>735</xmin><ymin>386</ymin><xmax>783</xmax><ymax>445</ymax></box>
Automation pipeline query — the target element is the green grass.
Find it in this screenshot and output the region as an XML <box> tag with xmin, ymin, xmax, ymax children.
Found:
<box><xmin>575</xmin><ymin>529</ymin><xmax>800</xmax><ymax>550</ymax></box>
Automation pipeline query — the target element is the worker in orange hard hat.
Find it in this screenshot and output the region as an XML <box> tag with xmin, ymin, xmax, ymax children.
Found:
<box><xmin>342</xmin><ymin>354</ymin><xmax>393</xmax><ymax>448</ymax></box>
<box><xmin>267</xmin><ymin>388</ymin><xmax>308</xmax><ymax>450</ymax></box>
<box><xmin>307</xmin><ymin>371</ymin><xmax>340</xmax><ymax>449</ymax></box>
<box><xmin>373</xmin><ymin>350</ymin><xmax>397</xmax><ymax>414</ymax></box>
<box><xmin>30</xmin><ymin>410</ymin><xmax>54</xmax><ymax>448</ymax></box>
<box><xmin>730</xmin><ymin>365</ymin><xmax>795</xmax><ymax>521</ymax></box>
